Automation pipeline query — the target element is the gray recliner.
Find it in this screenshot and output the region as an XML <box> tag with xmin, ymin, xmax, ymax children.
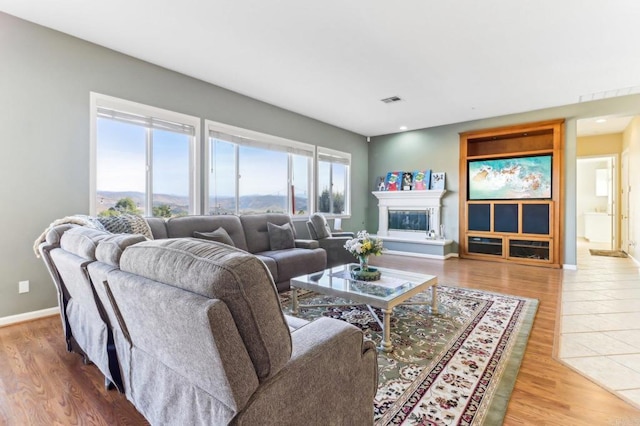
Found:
<box><xmin>105</xmin><ymin>238</ymin><xmax>378</xmax><ymax>425</ymax></box>
<box><xmin>38</xmin><ymin>225</ymin><xmax>146</xmax><ymax>392</ymax></box>
<box><xmin>306</xmin><ymin>213</ymin><xmax>356</xmax><ymax>268</ymax></box>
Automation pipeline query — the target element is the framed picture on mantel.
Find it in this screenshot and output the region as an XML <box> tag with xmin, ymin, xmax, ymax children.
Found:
<box><xmin>412</xmin><ymin>170</ymin><xmax>431</xmax><ymax>190</ymax></box>
<box><xmin>430</xmin><ymin>172</ymin><xmax>445</xmax><ymax>190</ymax></box>
<box><xmin>385</xmin><ymin>171</ymin><xmax>401</xmax><ymax>191</ymax></box>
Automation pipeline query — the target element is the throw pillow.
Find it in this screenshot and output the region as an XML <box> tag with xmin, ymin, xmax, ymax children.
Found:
<box><xmin>267</xmin><ymin>222</ymin><xmax>295</xmax><ymax>251</ymax></box>
<box><xmin>193</xmin><ymin>227</ymin><xmax>235</xmax><ymax>247</ymax></box>
<box><xmin>97</xmin><ymin>214</ymin><xmax>154</xmax><ymax>239</ymax></box>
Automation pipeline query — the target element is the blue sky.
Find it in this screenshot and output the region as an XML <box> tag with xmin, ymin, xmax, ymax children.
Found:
<box><xmin>98</xmin><ymin>119</ymin><xmax>336</xmax><ymax>199</ymax></box>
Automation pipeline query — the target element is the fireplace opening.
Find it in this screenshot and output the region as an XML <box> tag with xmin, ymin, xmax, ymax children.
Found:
<box><xmin>388</xmin><ymin>210</ymin><xmax>429</xmax><ymax>232</ymax></box>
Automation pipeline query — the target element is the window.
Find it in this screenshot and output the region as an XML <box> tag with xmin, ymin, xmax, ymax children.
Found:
<box><xmin>209</xmin><ymin>138</ymin><xmax>237</xmax><ymax>214</ymax></box>
<box><xmin>91</xmin><ymin>93</ymin><xmax>200</xmax><ymax>217</ymax></box>
<box><xmin>239</xmin><ymin>145</ymin><xmax>288</xmax><ymax>214</ymax></box>
<box><xmin>206</xmin><ymin>121</ymin><xmax>314</xmax><ymax>216</ymax></box>
<box><xmin>91</xmin><ymin>98</ymin><xmax>351</xmax><ymax>220</ymax></box>
<box><xmin>317</xmin><ymin>147</ymin><xmax>351</xmax><ymax>216</ymax></box>
<box><xmin>291</xmin><ymin>154</ymin><xmax>311</xmax><ymax>215</ymax></box>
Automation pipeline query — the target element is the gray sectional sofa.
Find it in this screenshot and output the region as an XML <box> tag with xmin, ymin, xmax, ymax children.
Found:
<box><xmin>39</xmin><ymin>224</ymin><xmax>147</xmax><ymax>392</ymax></box>
<box><xmin>37</xmin><ymin>214</ymin><xmax>378</xmax><ymax>425</ymax></box>
<box><xmin>146</xmin><ymin>213</ymin><xmax>327</xmax><ymax>292</ymax></box>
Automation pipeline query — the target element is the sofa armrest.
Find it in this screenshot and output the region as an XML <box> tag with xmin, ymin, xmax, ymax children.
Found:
<box><xmin>331</xmin><ymin>231</ymin><xmax>355</xmax><ymax>238</ymax></box>
<box><xmin>294</xmin><ymin>239</ymin><xmax>319</xmax><ymax>249</ymax></box>
<box><xmin>232</xmin><ymin>317</ymin><xmax>378</xmax><ymax>425</ymax></box>
<box><xmin>313</xmin><ymin>236</ymin><xmax>355</xmax><ymax>268</ymax></box>
<box><xmin>316</xmin><ymin>235</ymin><xmax>351</xmax><ymax>248</ymax></box>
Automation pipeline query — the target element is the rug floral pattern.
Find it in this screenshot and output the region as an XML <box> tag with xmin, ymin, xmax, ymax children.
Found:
<box><xmin>282</xmin><ymin>285</ymin><xmax>537</xmax><ymax>426</ymax></box>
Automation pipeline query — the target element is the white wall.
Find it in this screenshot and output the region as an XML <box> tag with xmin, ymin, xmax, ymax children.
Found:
<box><xmin>576</xmin><ymin>159</ymin><xmax>610</xmax><ymax>237</ymax></box>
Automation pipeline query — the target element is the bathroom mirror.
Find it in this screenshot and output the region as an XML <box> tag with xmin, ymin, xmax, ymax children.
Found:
<box><xmin>595</xmin><ymin>169</ymin><xmax>608</xmax><ymax>196</ymax></box>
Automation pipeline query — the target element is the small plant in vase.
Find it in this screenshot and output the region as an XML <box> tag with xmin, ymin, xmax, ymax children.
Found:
<box><xmin>344</xmin><ymin>231</ymin><xmax>383</xmax><ymax>281</ymax></box>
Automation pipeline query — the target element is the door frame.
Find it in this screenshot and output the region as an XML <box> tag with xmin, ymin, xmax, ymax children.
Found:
<box><xmin>576</xmin><ymin>154</ymin><xmax>618</xmax><ymax>249</ymax></box>
<box><xmin>621</xmin><ymin>149</ymin><xmax>630</xmax><ymax>253</ymax></box>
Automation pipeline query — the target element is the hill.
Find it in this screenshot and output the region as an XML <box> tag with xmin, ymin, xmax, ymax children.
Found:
<box><xmin>97</xmin><ymin>191</ymin><xmax>309</xmax><ymax>216</ymax></box>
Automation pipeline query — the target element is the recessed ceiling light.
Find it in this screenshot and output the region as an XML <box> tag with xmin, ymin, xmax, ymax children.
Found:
<box><xmin>595</xmin><ymin>118</ymin><xmax>607</xmax><ymax>123</ymax></box>
<box><xmin>399</xmin><ymin>126</ymin><xmax>408</xmax><ymax>131</ymax></box>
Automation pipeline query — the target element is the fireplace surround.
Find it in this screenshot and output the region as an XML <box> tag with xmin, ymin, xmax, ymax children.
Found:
<box><xmin>372</xmin><ymin>190</ymin><xmax>455</xmax><ymax>259</ymax></box>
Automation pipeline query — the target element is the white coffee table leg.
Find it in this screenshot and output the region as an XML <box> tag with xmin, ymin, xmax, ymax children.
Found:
<box><xmin>380</xmin><ymin>308</ymin><xmax>393</xmax><ymax>353</ymax></box>
<box><xmin>431</xmin><ymin>283</ymin><xmax>438</xmax><ymax>314</ymax></box>
<box><xmin>291</xmin><ymin>287</ymin><xmax>299</xmax><ymax>315</ymax></box>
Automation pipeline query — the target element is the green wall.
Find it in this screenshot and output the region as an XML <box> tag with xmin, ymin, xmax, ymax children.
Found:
<box><xmin>3</xmin><ymin>9</ymin><xmax>640</xmax><ymax>319</ymax></box>
<box><xmin>0</xmin><ymin>12</ymin><xmax>367</xmax><ymax>318</ymax></box>
<box><xmin>369</xmin><ymin>95</ymin><xmax>640</xmax><ymax>267</ymax></box>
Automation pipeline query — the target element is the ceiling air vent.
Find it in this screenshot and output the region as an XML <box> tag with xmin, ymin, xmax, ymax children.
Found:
<box><xmin>579</xmin><ymin>85</ymin><xmax>640</xmax><ymax>102</ymax></box>
<box><xmin>381</xmin><ymin>96</ymin><xmax>402</xmax><ymax>104</ymax></box>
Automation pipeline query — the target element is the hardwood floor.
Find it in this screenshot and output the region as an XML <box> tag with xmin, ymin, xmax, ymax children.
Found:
<box><xmin>0</xmin><ymin>317</ymin><xmax>148</xmax><ymax>425</ymax></box>
<box><xmin>1</xmin><ymin>255</ymin><xmax>639</xmax><ymax>425</ymax></box>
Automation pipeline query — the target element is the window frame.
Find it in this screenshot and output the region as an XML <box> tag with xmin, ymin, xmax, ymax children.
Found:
<box><xmin>90</xmin><ymin>97</ymin><xmax>353</xmax><ymax>220</ymax></box>
<box><xmin>90</xmin><ymin>92</ymin><xmax>201</xmax><ymax>216</ymax></box>
<box><xmin>316</xmin><ymin>146</ymin><xmax>351</xmax><ymax>217</ymax></box>
<box><xmin>204</xmin><ymin>120</ymin><xmax>315</xmax><ymax>218</ymax></box>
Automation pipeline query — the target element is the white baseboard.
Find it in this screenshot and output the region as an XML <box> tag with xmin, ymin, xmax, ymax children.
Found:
<box><xmin>0</xmin><ymin>307</ymin><xmax>58</xmax><ymax>327</ymax></box>
<box><xmin>563</xmin><ymin>264</ymin><xmax>578</xmax><ymax>270</ymax></box>
<box><xmin>384</xmin><ymin>249</ymin><xmax>459</xmax><ymax>260</ymax></box>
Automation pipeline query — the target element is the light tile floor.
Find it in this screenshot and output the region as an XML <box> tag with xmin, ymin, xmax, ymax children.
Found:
<box><xmin>560</xmin><ymin>239</ymin><xmax>640</xmax><ymax>409</ymax></box>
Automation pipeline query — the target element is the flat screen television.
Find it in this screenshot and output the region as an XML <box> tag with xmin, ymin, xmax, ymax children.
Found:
<box><xmin>468</xmin><ymin>154</ymin><xmax>552</xmax><ymax>200</ymax></box>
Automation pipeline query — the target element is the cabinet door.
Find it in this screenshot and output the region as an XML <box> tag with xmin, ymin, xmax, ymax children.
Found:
<box><xmin>467</xmin><ymin>235</ymin><xmax>503</xmax><ymax>257</ymax></box>
<box><xmin>522</xmin><ymin>204</ymin><xmax>550</xmax><ymax>235</ymax></box>
<box><xmin>507</xmin><ymin>238</ymin><xmax>552</xmax><ymax>263</ymax></box>
<box><xmin>468</xmin><ymin>204</ymin><xmax>491</xmax><ymax>231</ymax></box>
<box><xmin>494</xmin><ymin>204</ymin><xmax>518</xmax><ymax>233</ymax></box>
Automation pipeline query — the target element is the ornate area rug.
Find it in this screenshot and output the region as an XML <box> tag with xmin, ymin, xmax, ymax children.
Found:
<box><xmin>281</xmin><ymin>285</ymin><xmax>538</xmax><ymax>425</ymax></box>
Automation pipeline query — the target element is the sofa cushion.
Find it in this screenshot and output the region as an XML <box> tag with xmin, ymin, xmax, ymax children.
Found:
<box><xmin>145</xmin><ymin>217</ymin><xmax>169</xmax><ymax>239</ymax></box>
<box><xmin>60</xmin><ymin>227</ymin><xmax>111</xmax><ymax>260</ymax></box>
<box><xmin>255</xmin><ymin>255</ymin><xmax>278</xmax><ymax>283</ymax></box>
<box><xmin>44</xmin><ymin>224</ymin><xmax>78</xmax><ymax>245</ymax></box>
<box><xmin>96</xmin><ymin>233</ymin><xmax>148</xmax><ymax>266</ymax></box>
<box><xmin>267</xmin><ymin>222</ymin><xmax>295</xmax><ymax>250</ymax></box>
<box><xmin>258</xmin><ymin>248</ymin><xmax>326</xmax><ymax>284</ymax></box>
<box><xmin>194</xmin><ymin>227</ymin><xmax>235</xmax><ymax>247</ymax></box>
<box><xmin>165</xmin><ymin>215</ymin><xmax>249</xmax><ymax>251</ymax></box>
<box><xmin>97</xmin><ymin>214</ymin><xmax>154</xmax><ymax>239</ymax></box>
<box><xmin>240</xmin><ymin>214</ymin><xmax>295</xmax><ymax>254</ymax></box>
<box><xmin>310</xmin><ymin>214</ymin><xmax>332</xmax><ymax>239</ymax></box>
<box><xmin>284</xmin><ymin>314</ymin><xmax>309</xmax><ymax>332</ymax></box>
<box><xmin>294</xmin><ymin>239</ymin><xmax>320</xmax><ymax>249</ymax></box>
<box><xmin>118</xmin><ymin>238</ymin><xmax>291</xmax><ymax>381</ymax></box>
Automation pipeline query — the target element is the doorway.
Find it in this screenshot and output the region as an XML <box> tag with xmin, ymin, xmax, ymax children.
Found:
<box><xmin>576</xmin><ymin>155</ymin><xmax>617</xmax><ymax>251</ymax></box>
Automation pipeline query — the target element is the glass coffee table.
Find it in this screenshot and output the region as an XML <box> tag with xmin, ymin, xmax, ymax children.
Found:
<box><xmin>290</xmin><ymin>264</ymin><xmax>438</xmax><ymax>352</ymax></box>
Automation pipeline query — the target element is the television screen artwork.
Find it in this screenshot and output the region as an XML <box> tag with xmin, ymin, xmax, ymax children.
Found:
<box><xmin>468</xmin><ymin>155</ymin><xmax>552</xmax><ymax>200</ymax></box>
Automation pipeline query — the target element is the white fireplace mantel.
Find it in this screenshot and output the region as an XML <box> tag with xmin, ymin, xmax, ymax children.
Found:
<box><xmin>372</xmin><ymin>190</ymin><xmax>447</xmax><ymax>241</ymax></box>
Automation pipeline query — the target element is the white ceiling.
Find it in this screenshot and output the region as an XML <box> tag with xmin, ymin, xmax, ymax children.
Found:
<box><xmin>2</xmin><ymin>0</ymin><xmax>640</xmax><ymax>136</ymax></box>
<box><xmin>577</xmin><ymin>115</ymin><xmax>634</xmax><ymax>137</ymax></box>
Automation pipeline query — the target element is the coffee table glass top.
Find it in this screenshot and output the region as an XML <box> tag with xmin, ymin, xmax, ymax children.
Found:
<box><xmin>291</xmin><ymin>263</ymin><xmax>436</xmax><ymax>304</ymax></box>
